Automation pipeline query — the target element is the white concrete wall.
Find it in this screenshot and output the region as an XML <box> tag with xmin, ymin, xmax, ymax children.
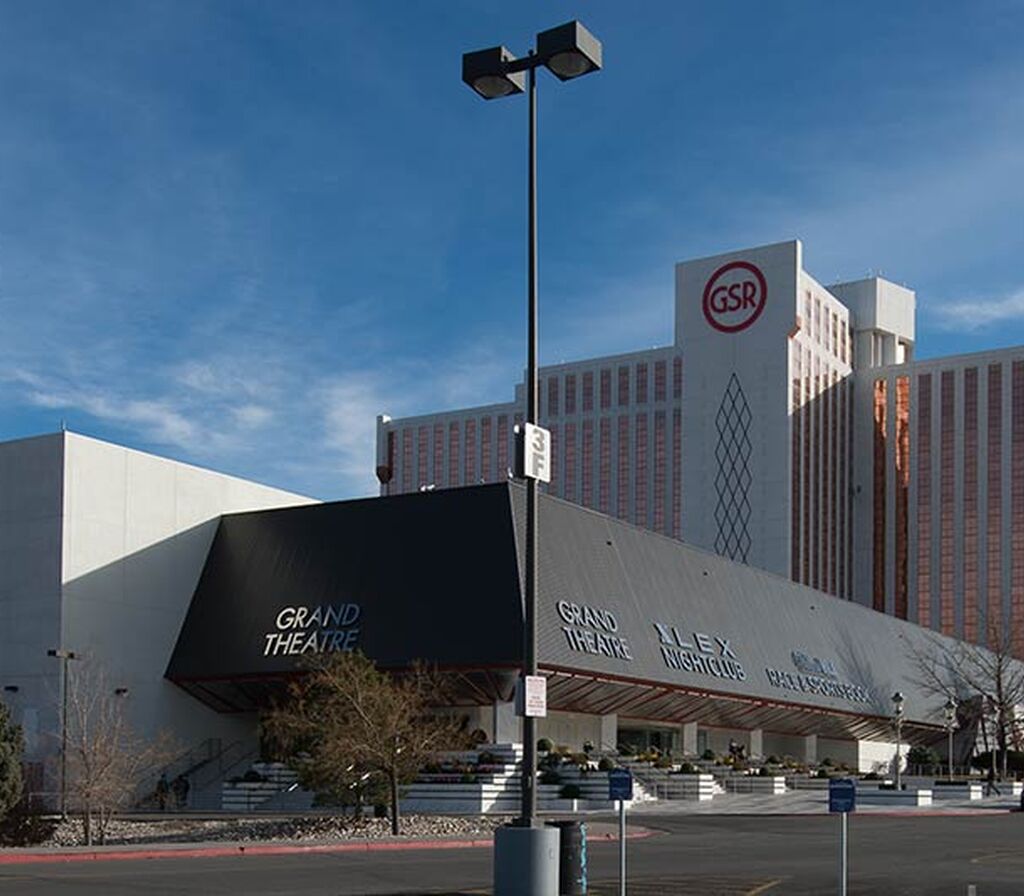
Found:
<box><xmin>0</xmin><ymin>431</ymin><xmax>318</xmax><ymax>772</ymax></box>
<box><xmin>0</xmin><ymin>434</ymin><xmax>65</xmax><ymax>759</ymax></box>
<box><xmin>677</xmin><ymin>240</ymin><xmax>800</xmax><ymax>576</ymax></box>
<box><xmin>59</xmin><ymin>433</ymin><xmax>317</xmax><ymax>757</ymax></box>
<box><xmin>537</xmin><ymin>710</ymin><xmax>602</xmax><ymax>751</ymax></box>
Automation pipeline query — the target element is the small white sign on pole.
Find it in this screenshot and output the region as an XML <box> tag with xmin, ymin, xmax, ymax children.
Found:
<box><xmin>522</xmin><ymin>423</ymin><xmax>551</xmax><ymax>483</ymax></box>
<box><xmin>518</xmin><ymin>674</ymin><xmax>547</xmax><ymax>718</ymax></box>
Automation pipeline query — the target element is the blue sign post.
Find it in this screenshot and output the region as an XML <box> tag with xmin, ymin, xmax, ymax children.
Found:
<box><xmin>608</xmin><ymin>769</ymin><xmax>633</xmax><ymax>896</ymax></box>
<box><xmin>829</xmin><ymin>778</ymin><xmax>856</xmax><ymax>896</ymax></box>
<box><xmin>608</xmin><ymin>768</ymin><xmax>633</xmax><ymax>801</ymax></box>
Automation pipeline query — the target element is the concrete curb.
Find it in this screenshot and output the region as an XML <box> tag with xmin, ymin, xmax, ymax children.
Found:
<box><xmin>0</xmin><ymin>826</ymin><xmax>655</xmax><ymax>866</ymax></box>
<box><xmin>0</xmin><ymin>837</ymin><xmax>495</xmax><ymax>865</ymax></box>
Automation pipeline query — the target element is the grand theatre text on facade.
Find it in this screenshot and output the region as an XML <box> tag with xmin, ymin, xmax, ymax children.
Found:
<box><xmin>2</xmin><ymin>239</ymin><xmax>1023</xmax><ymax>794</ymax></box>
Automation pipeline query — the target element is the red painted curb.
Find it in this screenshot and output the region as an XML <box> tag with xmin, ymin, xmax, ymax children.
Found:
<box><xmin>0</xmin><ymin>828</ymin><xmax>655</xmax><ymax>866</ymax></box>
<box><xmin>0</xmin><ymin>837</ymin><xmax>495</xmax><ymax>866</ymax></box>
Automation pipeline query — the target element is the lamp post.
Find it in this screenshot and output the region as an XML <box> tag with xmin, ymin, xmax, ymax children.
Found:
<box><xmin>47</xmin><ymin>648</ymin><xmax>79</xmax><ymax>816</ymax></box>
<box><xmin>891</xmin><ymin>691</ymin><xmax>905</xmax><ymax>790</ymax></box>
<box><xmin>462</xmin><ymin>21</ymin><xmax>600</xmax><ymax>825</ymax></box>
<box><xmin>944</xmin><ymin>698</ymin><xmax>958</xmax><ymax>783</ymax></box>
<box><xmin>462</xmin><ymin>22</ymin><xmax>601</xmax><ymax>896</ymax></box>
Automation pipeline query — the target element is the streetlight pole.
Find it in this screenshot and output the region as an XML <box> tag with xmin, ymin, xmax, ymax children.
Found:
<box><xmin>944</xmin><ymin>698</ymin><xmax>958</xmax><ymax>783</ymax></box>
<box><xmin>892</xmin><ymin>691</ymin><xmax>904</xmax><ymax>790</ymax></box>
<box><xmin>462</xmin><ymin>22</ymin><xmax>601</xmax><ymax>896</ymax></box>
<box><xmin>47</xmin><ymin>648</ymin><xmax>78</xmax><ymax>816</ymax></box>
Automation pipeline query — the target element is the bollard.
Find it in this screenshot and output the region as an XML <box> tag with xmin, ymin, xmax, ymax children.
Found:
<box><xmin>546</xmin><ymin>820</ymin><xmax>587</xmax><ymax>895</ymax></box>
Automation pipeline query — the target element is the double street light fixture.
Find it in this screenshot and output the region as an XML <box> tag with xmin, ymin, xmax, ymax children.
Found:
<box><xmin>892</xmin><ymin>690</ymin><xmax>905</xmax><ymax>790</ymax></box>
<box><xmin>462</xmin><ymin>21</ymin><xmax>601</xmax><ymax>895</ymax></box>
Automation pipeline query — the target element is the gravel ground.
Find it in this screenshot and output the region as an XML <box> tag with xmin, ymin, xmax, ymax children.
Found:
<box><xmin>43</xmin><ymin>814</ymin><xmax>511</xmax><ymax>848</ymax></box>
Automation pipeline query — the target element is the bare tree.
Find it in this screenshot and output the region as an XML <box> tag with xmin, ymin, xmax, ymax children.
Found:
<box><xmin>907</xmin><ymin>617</ymin><xmax>1024</xmax><ymax>778</ymax></box>
<box><xmin>63</xmin><ymin>665</ymin><xmax>174</xmax><ymax>844</ymax></box>
<box><xmin>0</xmin><ymin>698</ymin><xmax>23</xmax><ymax>824</ymax></box>
<box><xmin>263</xmin><ymin>652</ymin><xmax>470</xmax><ymax>835</ymax></box>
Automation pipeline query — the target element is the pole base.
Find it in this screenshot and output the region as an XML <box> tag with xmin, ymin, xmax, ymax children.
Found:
<box><xmin>494</xmin><ymin>824</ymin><xmax>559</xmax><ymax>896</ymax></box>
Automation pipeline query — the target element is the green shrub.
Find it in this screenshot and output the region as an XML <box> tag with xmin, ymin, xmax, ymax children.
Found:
<box><xmin>540</xmin><ymin>769</ymin><xmax>561</xmax><ymax>785</ymax></box>
<box><xmin>654</xmin><ymin>756</ymin><xmax>674</xmax><ymax>769</ymax></box>
<box><xmin>766</xmin><ymin>755</ymin><xmax>781</xmax><ymax>764</ymax></box>
<box><xmin>598</xmin><ymin>757</ymin><xmax>615</xmax><ymax>772</ymax></box>
<box><xmin>477</xmin><ymin>751</ymin><xmax>498</xmax><ymax>765</ymax></box>
<box><xmin>815</xmin><ymin>768</ymin><xmax>830</xmax><ymax>778</ymax></box>
<box><xmin>701</xmin><ymin>749</ymin><xmax>716</xmax><ymax>761</ymax></box>
<box><xmin>537</xmin><ymin>738</ymin><xmax>553</xmax><ymax>753</ymax></box>
<box><xmin>820</xmin><ymin>757</ymin><xmax>833</xmax><ymax>767</ymax></box>
<box><xmin>971</xmin><ymin>750</ymin><xmax>1024</xmax><ymax>773</ymax></box>
<box><xmin>559</xmin><ymin>783</ymin><xmax>581</xmax><ymax>799</ymax></box>
<box><xmin>677</xmin><ymin>762</ymin><xmax>698</xmax><ymax>775</ymax></box>
<box><xmin>907</xmin><ymin>746</ymin><xmax>939</xmax><ymax>767</ymax></box>
<box><xmin>758</xmin><ymin>766</ymin><xmax>772</xmax><ymax>777</ymax></box>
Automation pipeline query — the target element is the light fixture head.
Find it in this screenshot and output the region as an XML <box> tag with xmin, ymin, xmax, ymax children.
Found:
<box><xmin>536</xmin><ymin>20</ymin><xmax>602</xmax><ymax>81</ymax></box>
<box><xmin>892</xmin><ymin>691</ymin><xmax>905</xmax><ymax>713</ymax></box>
<box><xmin>462</xmin><ymin>46</ymin><xmax>526</xmax><ymax>100</ymax></box>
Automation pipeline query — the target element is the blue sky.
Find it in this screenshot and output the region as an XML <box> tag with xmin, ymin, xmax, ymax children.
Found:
<box><xmin>1</xmin><ymin>1</ymin><xmax>1022</xmax><ymax>499</ymax></box>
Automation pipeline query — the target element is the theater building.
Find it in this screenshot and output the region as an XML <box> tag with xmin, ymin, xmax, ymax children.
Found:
<box><xmin>0</xmin><ymin>431</ymin><xmax>989</xmax><ymax>780</ymax></box>
<box><xmin>376</xmin><ymin>240</ymin><xmax>1024</xmax><ymax>655</ymax></box>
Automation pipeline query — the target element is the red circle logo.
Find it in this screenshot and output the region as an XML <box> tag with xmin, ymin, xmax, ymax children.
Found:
<box><xmin>702</xmin><ymin>261</ymin><xmax>768</xmax><ymax>333</ymax></box>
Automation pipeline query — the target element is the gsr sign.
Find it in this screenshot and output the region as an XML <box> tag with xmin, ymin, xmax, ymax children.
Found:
<box><xmin>702</xmin><ymin>260</ymin><xmax>768</xmax><ymax>333</ymax></box>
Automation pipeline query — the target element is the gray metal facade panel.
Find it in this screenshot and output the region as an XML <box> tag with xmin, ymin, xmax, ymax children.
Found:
<box><xmin>169</xmin><ymin>481</ymin><xmax>992</xmax><ymax>728</ymax></box>
<box><xmin>525</xmin><ymin>489</ymin><xmax>965</xmax><ymax>725</ymax></box>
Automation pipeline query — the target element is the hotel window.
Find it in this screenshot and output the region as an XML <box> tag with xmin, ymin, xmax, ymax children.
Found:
<box><xmin>548</xmin><ymin>378</ymin><xmax>559</xmax><ymax>418</ymax></box>
<box><xmin>564</xmin><ymin>422</ymin><xmax>577</xmax><ymax>502</ymax></box>
<box><xmin>402</xmin><ymin>428</ymin><xmax>413</xmax><ymax>493</ymax></box>
<box><xmin>654</xmin><ymin>361</ymin><xmax>666</xmax><ymax>402</ymax></box>
<box><xmin>464</xmin><ymin>419</ymin><xmax>477</xmax><ymax>485</ymax></box>
<box><xmin>600</xmin><ymin>369</ymin><xmax>611</xmax><ymax>410</ymax></box>
<box><xmin>636</xmin><ymin>362</ymin><xmax>648</xmax><ymax>405</ymax></box>
<box><xmin>962</xmin><ymin>369</ymin><xmax>978</xmax><ymax>640</ymax></box>
<box><xmin>433</xmin><ymin>424</ymin><xmax>444</xmax><ymax>487</ymax></box>
<box><xmin>582</xmin><ymin>371</ymin><xmax>594</xmax><ymax>413</ymax></box>
<box><xmin>417</xmin><ymin>426</ymin><xmax>429</xmax><ymax>489</ymax></box>
<box><xmin>480</xmin><ymin>416</ymin><xmax>493</xmax><ymax>482</ymax></box>
<box><xmin>672</xmin><ymin>409</ymin><xmax>682</xmax><ymax>537</ymax></box>
<box><xmin>654</xmin><ymin>410</ymin><xmax>666</xmax><ymax>533</ymax></box>
<box><xmin>448</xmin><ymin>423</ymin><xmax>459</xmax><ymax>486</ymax></box>
<box><xmin>599</xmin><ymin>418</ymin><xmax>611</xmax><ymax>514</ymax></box>
<box><xmin>872</xmin><ymin>379</ymin><xmax>887</xmax><ymax>612</ymax></box>
<box><xmin>986</xmin><ymin>365</ymin><xmax>1002</xmax><ymax>641</ymax></box>
<box><xmin>916</xmin><ymin>374</ymin><xmax>932</xmax><ymax>628</ymax></box>
<box><xmin>636</xmin><ymin>413</ymin><xmax>648</xmax><ymax>527</ymax></box>
<box><xmin>939</xmin><ymin>371</ymin><xmax>955</xmax><ymax>634</ymax></box>
<box><xmin>617</xmin><ymin>415</ymin><xmax>630</xmax><ymax>519</ymax></box>
<box><xmin>618</xmin><ymin>366</ymin><xmax>629</xmax><ymax>407</ymax></box>
<box><xmin>565</xmin><ymin>374</ymin><xmax>577</xmax><ymax>415</ymax></box>
<box><xmin>1012</xmin><ymin>362</ymin><xmax>1024</xmax><ymax>655</ymax></box>
<box><xmin>497</xmin><ymin>415</ymin><xmax>509</xmax><ymax>480</ymax></box>
<box><xmin>672</xmin><ymin>357</ymin><xmax>682</xmax><ymax>400</ymax></box>
<box><xmin>582</xmin><ymin>420</ymin><xmax>594</xmax><ymax>507</ymax></box>
<box><xmin>895</xmin><ymin>376</ymin><xmax>911</xmax><ymax>620</ymax></box>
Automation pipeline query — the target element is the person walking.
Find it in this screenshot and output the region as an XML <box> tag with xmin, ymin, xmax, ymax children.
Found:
<box><xmin>156</xmin><ymin>773</ymin><xmax>170</xmax><ymax>810</ymax></box>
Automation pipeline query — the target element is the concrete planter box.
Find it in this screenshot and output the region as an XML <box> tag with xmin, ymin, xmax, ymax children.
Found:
<box><xmin>724</xmin><ymin>776</ymin><xmax>787</xmax><ymax>795</ymax></box>
<box><xmin>645</xmin><ymin>774</ymin><xmax>715</xmax><ymax>802</ymax></box>
<box><xmin>859</xmin><ymin>787</ymin><xmax>932</xmax><ymax>806</ymax></box>
<box><xmin>931</xmin><ymin>783</ymin><xmax>983</xmax><ymax>800</ymax></box>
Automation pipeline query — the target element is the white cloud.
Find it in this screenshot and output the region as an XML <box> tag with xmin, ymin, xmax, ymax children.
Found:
<box><xmin>930</xmin><ymin>288</ymin><xmax>1024</xmax><ymax>332</ymax></box>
